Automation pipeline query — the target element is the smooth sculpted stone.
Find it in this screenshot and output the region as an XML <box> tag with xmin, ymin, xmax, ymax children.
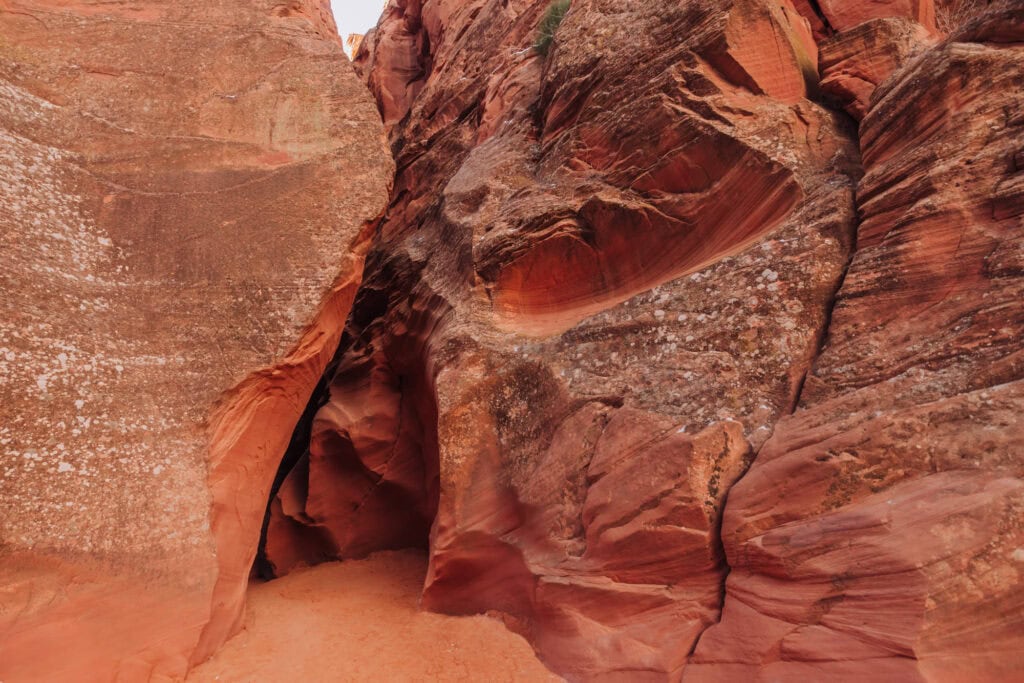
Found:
<box><xmin>687</xmin><ymin>9</ymin><xmax>1024</xmax><ymax>682</ymax></box>
<box><xmin>0</xmin><ymin>1</ymin><xmax>392</xmax><ymax>679</ymax></box>
<box><xmin>266</xmin><ymin>0</ymin><xmax>863</xmax><ymax>678</ymax></box>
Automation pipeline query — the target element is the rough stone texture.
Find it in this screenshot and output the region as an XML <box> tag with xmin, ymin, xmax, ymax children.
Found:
<box><xmin>790</xmin><ymin>0</ymin><xmax>942</xmax><ymax>39</ymax></box>
<box><xmin>687</xmin><ymin>10</ymin><xmax>1024</xmax><ymax>683</ymax></box>
<box><xmin>3</xmin><ymin>0</ymin><xmax>1021</xmax><ymax>679</ymax></box>
<box><xmin>352</xmin><ymin>0</ymin><xmax>437</xmax><ymax>128</ymax></box>
<box><xmin>266</xmin><ymin>0</ymin><xmax>866</xmax><ymax>678</ymax></box>
<box><xmin>817</xmin><ymin>0</ymin><xmax>938</xmax><ymax>32</ymax></box>
<box><xmin>819</xmin><ymin>17</ymin><xmax>936</xmax><ymax>120</ymax></box>
<box><xmin>0</xmin><ymin>1</ymin><xmax>392</xmax><ymax>680</ymax></box>
<box><xmin>935</xmin><ymin>0</ymin><xmax>1006</xmax><ymax>33</ymax></box>
<box><xmin>790</xmin><ymin>0</ymin><xmax>833</xmax><ymax>40</ymax></box>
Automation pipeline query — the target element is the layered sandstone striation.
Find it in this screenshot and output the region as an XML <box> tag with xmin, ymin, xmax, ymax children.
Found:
<box><xmin>265</xmin><ymin>0</ymin><xmax>868</xmax><ymax>678</ymax></box>
<box><xmin>819</xmin><ymin>17</ymin><xmax>936</xmax><ymax>119</ymax></box>
<box><xmin>267</xmin><ymin>0</ymin><xmax>1024</xmax><ymax>680</ymax></box>
<box><xmin>813</xmin><ymin>0</ymin><xmax>937</xmax><ymax>32</ymax></box>
<box><xmin>687</xmin><ymin>7</ymin><xmax>1024</xmax><ymax>682</ymax></box>
<box><xmin>2</xmin><ymin>0</ymin><xmax>1021</xmax><ymax>679</ymax></box>
<box><xmin>0</xmin><ymin>1</ymin><xmax>391</xmax><ymax>680</ymax></box>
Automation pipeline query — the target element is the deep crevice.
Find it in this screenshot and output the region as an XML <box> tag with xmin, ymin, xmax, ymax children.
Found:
<box><xmin>252</xmin><ymin>277</ymin><xmax>447</xmax><ymax>580</ymax></box>
<box><xmin>684</xmin><ymin>94</ymin><xmax>866</xmax><ymax>661</ymax></box>
<box><xmin>804</xmin><ymin>0</ymin><xmax>836</xmax><ymax>36</ymax></box>
<box><xmin>251</xmin><ymin>337</ymin><xmax>351</xmax><ymax>580</ymax></box>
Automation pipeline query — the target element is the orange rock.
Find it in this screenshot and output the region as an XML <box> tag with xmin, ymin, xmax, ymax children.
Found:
<box><xmin>5</xmin><ymin>0</ymin><xmax>1019</xmax><ymax>679</ymax></box>
<box><xmin>717</xmin><ymin>0</ymin><xmax>820</xmax><ymax>103</ymax></box>
<box><xmin>353</xmin><ymin>0</ymin><xmax>445</xmax><ymax>128</ymax></box>
<box><xmin>790</xmin><ymin>0</ymin><xmax>833</xmax><ymax>39</ymax></box>
<box><xmin>266</xmin><ymin>0</ymin><xmax>863</xmax><ymax>677</ymax></box>
<box><xmin>688</xmin><ymin>11</ymin><xmax>1024</xmax><ymax>681</ymax></box>
<box><xmin>819</xmin><ymin>17</ymin><xmax>936</xmax><ymax>119</ymax></box>
<box><xmin>818</xmin><ymin>0</ymin><xmax>938</xmax><ymax>32</ymax></box>
<box><xmin>0</xmin><ymin>0</ymin><xmax>392</xmax><ymax>679</ymax></box>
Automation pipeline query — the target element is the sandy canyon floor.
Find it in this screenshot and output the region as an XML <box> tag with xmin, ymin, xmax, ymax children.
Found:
<box><xmin>187</xmin><ymin>551</ymin><xmax>559</xmax><ymax>682</ymax></box>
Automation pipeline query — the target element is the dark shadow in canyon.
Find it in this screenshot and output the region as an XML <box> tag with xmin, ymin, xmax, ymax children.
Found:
<box><xmin>253</xmin><ymin>247</ymin><xmax>447</xmax><ymax>580</ymax></box>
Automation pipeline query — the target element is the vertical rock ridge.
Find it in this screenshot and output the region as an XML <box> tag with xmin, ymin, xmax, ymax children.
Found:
<box><xmin>684</xmin><ymin>175</ymin><xmax>863</xmax><ymax>663</ymax></box>
<box><xmin>686</xmin><ymin>4</ymin><xmax>1024</xmax><ymax>680</ymax></box>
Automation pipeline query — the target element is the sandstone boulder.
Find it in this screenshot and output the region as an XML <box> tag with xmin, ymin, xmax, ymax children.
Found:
<box><xmin>0</xmin><ymin>1</ymin><xmax>392</xmax><ymax>679</ymax></box>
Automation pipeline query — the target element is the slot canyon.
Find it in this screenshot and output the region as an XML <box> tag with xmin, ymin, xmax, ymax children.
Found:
<box><xmin>1</xmin><ymin>0</ymin><xmax>1022</xmax><ymax>681</ymax></box>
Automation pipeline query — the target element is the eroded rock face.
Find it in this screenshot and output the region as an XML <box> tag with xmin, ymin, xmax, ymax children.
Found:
<box><xmin>266</xmin><ymin>0</ymin><xmax>867</xmax><ymax>678</ymax></box>
<box><xmin>816</xmin><ymin>0</ymin><xmax>938</xmax><ymax>32</ymax></box>
<box><xmin>5</xmin><ymin>0</ymin><xmax>1019</xmax><ymax>678</ymax></box>
<box><xmin>687</xmin><ymin>11</ymin><xmax>1024</xmax><ymax>683</ymax></box>
<box><xmin>819</xmin><ymin>17</ymin><xmax>936</xmax><ymax>120</ymax></box>
<box><xmin>265</xmin><ymin>0</ymin><xmax>1024</xmax><ymax>679</ymax></box>
<box><xmin>0</xmin><ymin>1</ymin><xmax>392</xmax><ymax>679</ymax></box>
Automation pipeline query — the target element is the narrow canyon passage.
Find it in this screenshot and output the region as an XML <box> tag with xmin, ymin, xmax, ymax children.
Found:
<box><xmin>188</xmin><ymin>551</ymin><xmax>557</xmax><ymax>682</ymax></box>
<box><xmin>3</xmin><ymin>0</ymin><xmax>1021</xmax><ymax>681</ymax></box>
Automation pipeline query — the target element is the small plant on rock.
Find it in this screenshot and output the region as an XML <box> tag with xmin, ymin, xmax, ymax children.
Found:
<box><xmin>534</xmin><ymin>0</ymin><xmax>570</xmax><ymax>57</ymax></box>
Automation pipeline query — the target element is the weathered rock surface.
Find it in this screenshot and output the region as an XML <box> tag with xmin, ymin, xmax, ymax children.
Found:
<box><xmin>0</xmin><ymin>1</ymin><xmax>391</xmax><ymax>680</ymax></box>
<box><xmin>687</xmin><ymin>10</ymin><xmax>1024</xmax><ymax>682</ymax></box>
<box><xmin>266</xmin><ymin>0</ymin><xmax>868</xmax><ymax>678</ymax></box>
<box><xmin>819</xmin><ymin>17</ymin><xmax>936</xmax><ymax>120</ymax></box>
<box><xmin>264</xmin><ymin>0</ymin><xmax>1024</xmax><ymax>679</ymax></box>
<box><xmin>816</xmin><ymin>0</ymin><xmax>938</xmax><ymax>32</ymax></box>
<box><xmin>352</xmin><ymin>0</ymin><xmax>438</xmax><ymax>129</ymax></box>
<box><xmin>3</xmin><ymin>0</ymin><xmax>1021</xmax><ymax>679</ymax></box>
<box><xmin>936</xmin><ymin>0</ymin><xmax>1007</xmax><ymax>33</ymax></box>
<box><xmin>791</xmin><ymin>0</ymin><xmax>943</xmax><ymax>40</ymax></box>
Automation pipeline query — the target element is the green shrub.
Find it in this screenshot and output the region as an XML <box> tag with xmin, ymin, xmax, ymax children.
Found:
<box><xmin>534</xmin><ymin>0</ymin><xmax>570</xmax><ymax>57</ymax></box>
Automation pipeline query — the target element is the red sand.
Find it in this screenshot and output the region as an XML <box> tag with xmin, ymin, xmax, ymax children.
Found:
<box><xmin>187</xmin><ymin>550</ymin><xmax>560</xmax><ymax>682</ymax></box>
